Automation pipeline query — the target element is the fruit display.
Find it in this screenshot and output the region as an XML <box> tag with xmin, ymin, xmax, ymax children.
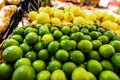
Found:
<box><xmin>28</xmin><ymin>5</ymin><xmax>120</xmax><ymax>35</ymax></box>
<box><xmin>1</xmin><ymin>23</ymin><xmax>120</xmax><ymax>80</ymax></box>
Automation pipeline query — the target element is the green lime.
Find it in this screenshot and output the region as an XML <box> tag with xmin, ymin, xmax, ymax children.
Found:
<box><xmin>94</xmin><ymin>23</ymin><xmax>100</xmax><ymax>28</ymax></box>
<box><xmin>99</xmin><ymin>44</ymin><xmax>115</xmax><ymax>58</ymax></box>
<box><xmin>50</xmin><ymin>27</ymin><xmax>58</xmax><ymax>33</ymax></box>
<box><xmin>47</xmin><ymin>60</ymin><xmax>62</xmax><ymax>72</ymax></box>
<box><xmin>78</xmin><ymin>64</ymin><xmax>86</xmax><ymax>69</ymax></box>
<box><xmin>101</xmin><ymin>60</ymin><xmax>114</xmax><ymax>71</ymax></box>
<box><xmin>25</xmin><ymin>51</ymin><xmax>37</xmax><ymax>62</ymax></box>
<box><xmin>70</xmin><ymin>50</ymin><xmax>85</xmax><ymax>65</ymax></box>
<box><xmin>11</xmin><ymin>35</ymin><xmax>23</xmax><ymax>43</ymax></box>
<box><xmin>14</xmin><ymin>58</ymin><xmax>31</xmax><ymax>69</ymax></box>
<box><xmin>80</xmin><ymin>28</ymin><xmax>89</xmax><ymax>35</ymax></box>
<box><xmin>23</xmin><ymin>24</ymin><xmax>32</xmax><ymax>29</ymax></box>
<box><xmin>62</xmin><ymin>62</ymin><xmax>77</xmax><ymax>76</ymax></box>
<box><xmin>12</xmin><ymin>65</ymin><xmax>35</xmax><ymax>80</ymax></box>
<box><xmin>70</xmin><ymin>32</ymin><xmax>84</xmax><ymax>42</ymax></box>
<box><xmin>55</xmin><ymin>49</ymin><xmax>69</xmax><ymax>62</ymax></box>
<box><xmin>88</xmin><ymin>51</ymin><xmax>101</xmax><ymax>61</ymax></box>
<box><xmin>20</xmin><ymin>43</ymin><xmax>30</xmax><ymax>53</ymax></box>
<box><xmin>53</xmin><ymin>30</ymin><xmax>63</xmax><ymax>39</ymax></box>
<box><xmin>97</xmin><ymin>28</ymin><xmax>105</xmax><ymax>34</ymax></box>
<box><xmin>38</xmin><ymin>49</ymin><xmax>49</xmax><ymax>61</ymax></box>
<box><xmin>51</xmin><ymin>70</ymin><xmax>67</xmax><ymax>80</ymax></box>
<box><xmin>0</xmin><ymin>62</ymin><xmax>13</xmax><ymax>79</ymax></box>
<box><xmin>47</xmin><ymin>41</ymin><xmax>59</xmax><ymax>54</ymax></box>
<box><xmin>92</xmin><ymin>40</ymin><xmax>102</xmax><ymax>50</ymax></box>
<box><xmin>71</xmin><ymin>25</ymin><xmax>80</xmax><ymax>33</ymax></box>
<box><xmin>50</xmin><ymin>55</ymin><xmax>57</xmax><ymax>61</ymax></box>
<box><xmin>87</xmin><ymin>60</ymin><xmax>103</xmax><ymax>75</ymax></box>
<box><xmin>32</xmin><ymin>60</ymin><xmax>46</xmax><ymax>73</ymax></box>
<box><xmin>82</xmin><ymin>35</ymin><xmax>92</xmax><ymax>41</ymax></box>
<box><xmin>60</xmin><ymin>35</ymin><xmax>70</xmax><ymax>41</ymax></box>
<box><xmin>70</xmin><ymin>40</ymin><xmax>77</xmax><ymax>50</ymax></box>
<box><xmin>39</xmin><ymin>25</ymin><xmax>50</xmax><ymax>36</ymax></box>
<box><xmin>2</xmin><ymin>46</ymin><xmax>23</xmax><ymax>63</ymax></box>
<box><xmin>97</xmin><ymin>35</ymin><xmax>109</xmax><ymax>44</ymax></box>
<box><xmin>103</xmin><ymin>31</ymin><xmax>115</xmax><ymax>39</ymax></box>
<box><xmin>34</xmin><ymin>42</ymin><xmax>43</xmax><ymax>52</ymax></box>
<box><xmin>37</xmin><ymin>70</ymin><xmax>51</xmax><ymax>80</ymax></box>
<box><xmin>88</xmin><ymin>25</ymin><xmax>96</xmax><ymax>31</ymax></box>
<box><xmin>89</xmin><ymin>31</ymin><xmax>99</xmax><ymax>40</ymax></box>
<box><xmin>36</xmin><ymin>24</ymin><xmax>42</xmax><ymax>31</ymax></box>
<box><xmin>109</xmin><ymin>40</ymin><xmax>120</xmax><ymax>52</ymax></box>
<box><xmin>112</xmin><ymin>35</ymin><xmax>120</xmax><ymax>41</ymax></box>
<box><xmin>13</xmin><ymin>27</ymin><xmax>24</xmax><ymax>36</ymax></box>
<box><xmin>78</xmin><ymin>40</ymin><xmax>93</xmax><ymax>53</ymax></box>
<box><xmin>25</xmin><ymin>32</ymin><xmax>38</xmax><ymax>45</ymax></box>
<box><xmin>61</xmin><ymin>26</ymin><xmax>70</xmax><ymax>35</ymax></box>
<box><xmin>38</xmin><ymin>36</ymin><xmax>42</xmax><ymax>42</ymax></box>
<box><xmin>88</xmin><ymin>72</ymin><xmax>97</xmax><ymax>80</ymax></box>
<box><xmin>99</xmin><ymin>70</ymin><xmax>119</xmax><ymax>80</ymax></box>
<box><xmin>3</xmin><ymin>39</ymin><xmax>19</xmax><ymax>48</ymax></box>
<box><xmin>24</xmin><ymin>27</ymin><xmax>38</xmax><ymax>35</ymax></box>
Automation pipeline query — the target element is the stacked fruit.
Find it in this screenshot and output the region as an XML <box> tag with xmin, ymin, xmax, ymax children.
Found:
<box><xmin>28</xmin><ymin>5</ymin><xmax>120</xmax><ymax>35</ymax></box>
<box><xmin>1</xmin><ymin>23</ymin><xmax>120</xmax><ymax>80</ymax></box>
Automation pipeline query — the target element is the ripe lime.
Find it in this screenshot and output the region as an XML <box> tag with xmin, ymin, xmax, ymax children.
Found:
<box><xmin>20</xmin><ymin>43</ymin><xmax>30</xmax><ymax>53</ymax></box>
<box><xmin>112</xmin><ymin>35</ymin><xmax>120</xmax><ymax>41</ymax></box>
<box><xmin>47</xmin><ymin>60</ymin><xmax>62</xmax><ymax>72</ymax></box>
<box><xmin>97</xmin><ymin>35</ymin><xmax>109</xmax><ymax>44</ymax></box>
<box><xmin>88</xmin><ymin>72</ymin><xmax>97</xmax><ymax>80</ymax></box>
<box><xmin>99</xmin><ymin>70</ymin><xmax>119</xmax><ymax>80</ymax></box>
<box><xmin>88</xmin><ymin>25</ymin><xmax>96</xmax><ymax>31</ymax></box>
<box><xmin>25</xmin><ymin>51</ymin><xmax>37</xmax><ymax>62</ymax></box>
<box><xmin>70</xmin><ymin>40</ymin><xmax>77</xmax><ymax>50</ymax></box>
<box><xmin>109</xmin><ymin>40</ymin><xmax>120</xmax><ymax>52</ymax></box>
<box><xmin>70</xmin><ymin>50</ymin><xmax>85</xmax><ymax>65</ymax></box>
<box><xmin>61</xmin><ymin>26</ymin><xmax>70</xmax><ymax>35</ymax></box>
<box><xmin>13</xmin><ymin>27</ymin><xmax>24</xmax><ymax>36</ymax></box>
<box><xmin>53</xmin><ymin>30</ymin><xmax>63</xmax><ymax>39</ymax></box>
<box><xmin>60</xmin><ymin>35</ymin><xmax>70</xmax><ymax>41</ymax></box>
<box><xmin>38</xmin><ymin>49</ymin><xmax>49</xmax><ymax>61</ymax></box>
<box><xmin>78</xmin><ymin>40</ymin><xmax>93</xmax><ymax>53</ymax></box>
<box><xmin>3</xmin><ymin>39</ymin><xmax>19</xmax><ymax>48</ymax></box>
<box><xmin>2</xmin><ymin>46</ymin><xmax>23</xmax><ymax>63</ymax></box>
<box><xmin>50</xmin><ymin>27</ymin><xmax>58</xmax><ymax>33</ymax></box>
<box><xmin>101</xmin><ymin>60</ymin><xmax>114</xmax><ymax>71</ymax></box>
<box><xmin>24</xmin><ymin>27</ymin><xmax>38</xmax><ymax>35</ymax></box>
<box><xmin>80</xmin><ymin>28</ymin><xmax>89</xmax><ymax>35</ymax></box>
<box><xmin>0</xmin><ymin>62</ymin><xmax>13</xmax><ymax>79</ymax></box>
<box><xmin>103</xmin><ymin>31</ymin><xmax>115</xmax><ymax>39</ymax></box>
<box><xmin>14</xmin><ymin>58</ymin><xmax>31</xmax><ymax>69</ymax></box>
<box><xmin>37</xmin><ymin>70</ymin><xmax>51</xmax><ymax>80</ymax></box>
<box><xmin>55</xmin><ymin>49</ymin><xmax>69</xmax><ymax>62</ymax></box>
<box><xmin>12</xmin><ymin>65</ymin><xmax>35</xmax><ymax>80</ymax></box>
<box><xmin>25</xmin><ymin>32</ymin><xmax>38</xmax><ymax>45</ymax></box>
<box><xmin>88</xmin><ymin>51</ymin><xmax>101</xmax><ymax>61</ymax></box>
<box><xmin>62</xmin><ymin>62</ymin><xmax>77</xmax><ymax>76</ymax></box>
<box><xmin>99</xmin><ymin>44</ymin><xmax>115</xmax><ymax>58</ymax></box>
<box><xmin>39</xmin><ymin>25</ymin><xmax>50</xmax><ymax>36</ymax></box>
<box><xmin>32</xmin><ymin>60</ymin><xmax>46</xmax><ymax>73</ymax></box>
<box><xmin>97</xmin><ymin>28</ymin><xmax>105</xmax><ymax>34</ymax></box>
<box><xmin>71</xmin><ymin>25</ymin><xmax>80</xmax><ymax>33</ymax></box>
<box><xmin>92</xmin><ymin>40</ymin><xmax>102</xmax><ymax>50</ymax></box>
<box><xmin>82</xmin><ymin>35</ymin><xmax>92</xmax><ymax>41</ymax></box>
<box><xmin>89</xmin><ymin>31</ymin><xmax>99</xmax><ymax>40</ymax></box>
<box><xmin>87</xmin><ymin>60</ymin><xmax>103</xmax><ymax>75</ymax></box>
<box><xmin>11</xmin><ymin>35</ymin><xmax>23</xmax><ymax>43</ymax></box>
<box><xmin>34</xmin><ymin>42</ymin><xmax>43</xmax><ymax>52</ymax></box>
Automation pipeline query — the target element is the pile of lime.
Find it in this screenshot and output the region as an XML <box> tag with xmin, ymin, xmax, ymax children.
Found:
<box><xmin>1</xmin><ymin>23</ymin><xmax>120</xmax><ymax>80</ymax></box>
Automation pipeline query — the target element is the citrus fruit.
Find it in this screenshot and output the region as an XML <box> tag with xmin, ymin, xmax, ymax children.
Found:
<box><xmin>88</xmin><ymin>72</ymin><xmax>97</xmax><ymax>80</ymax></box>
<box><xmin>53</xmin><ymin>30</ymin><xmax>63</xmax><ymax>39</ymax></box>
<box><xmin>12</xmin><ymin>65</ymin><xmax>35</xmax><ymax>80</ymax></box>
<box><xmin>92</xmin><ymin>40</ymin><xmax>102</xmax><ymax>50</ymax></box>
<box><xmin>3</xmin><ymin>39</ymin><xmax>19</xmax><ymax>48</ymax></box>
<box><xmin>28</xmin><ymin>11</ymin><xmax>38</xmax><ymax>21</ymax></box>
<box><xmin>47</xmin><ymin>60</ymin><xmax>62</xmax><ymax>72</ymax></box>
<box><xmin>34</xmin><ymin>42</ymin><xmax>43</xmax><ymax>52</ymax></box>
<box><xmin>99</xmin><ymin>70</ymin><xmax>119</xmax><ymax>80</ymax></box>
<box><xmin>70</xmin><ymin>32</ymin><xmax>84</xmax><ymax>42</ymax></box>
<box><xmin>89</xmin><ymin>31</ymin><xmax>99</xmax><ymax>40</ymax></box>
<box><xmin>87</xmin><ymin>60</ymin><xmax>103</xmax><ymax>75</ymax></box>
<box><xmin>55</xmin><ymin>49</ymin><xmax>69</xmax><ymax>62</ymax></box>
<box><xmin>61</xmin><ymin>26</ymin><xmax>70</xmax><ymax>35</ymax></box>
<box><xmin>25</xmin><ymin>32</ymin><xmax>38</xmax><ymax>45</ymax></box>
<box><xmin>111</xmin><ymin>53</ymin><xmax>120</xmax><ymax>68</ymax></box>
<box><xmin>51</xmin><ymin>70</ymin><xmax>67</xmax><ymax>80</ymax></box>
<box><xmin>60</xmin><ymin>35</ymin><xmax>70</xmax><ymax>41</ymax></box>
<box><xmin>41</xmin><ymin>34</ymin><xmax>54</xmax><ymax>46</ymax></box>
<box><xmin>109</xmin><ymin>40</ymin><xmax>120</xmax><ymax>52</ymax></box>
<box><xmin>103</xmin><ymin>31</ymin><xmax>115</xmax><ymax>39</ymax></box>
<box><xmin>25</xmin><ymin>51</ymin><xmax>37</xmax><ymax>62</ymax></box>
<box><xmin>24</xmin><ymin>27</ymin><xmax>38</xmax><ymax>35</ymax></box>
<box><xmin>11</xmin><ymin>35</ymin><xmax>23</xmax><ymax>43</ymax></box>
<box><xmin>37</xmin><ymin>70</ymin><xmax>51</xmax><ymax>80</ymax></box>
<box><xmin>2</xmin><ymin>46</ymin><xmax>23</xmax><ymax>63</ymax></box>
<box><xmin>47</xmin><ymin>41</ymin><xmax>59</xmax><ymax>54</ymax></box>
<box><xmin>94</xmin><ymin>23</ymin><xmax>100</xmax><ymax>28</ymax></box>
<box><xmin>82</xmin><ymin>35</ymin><xmax>92</xmax><ymax>41</ymax></box>
<box><xmin>60</xmin><ymin>39</ymin><xmax>72</xmax><ymax>51</ymax></box>
<box><xmin>38</xmin><ymin>49</ymin><xmax>49</xmax><ymax>61</ymax></box>
<box><xmin>88</xmin><ymin>25</ymin><xmax>96</xmax><ymax>31</ymax></box>
<box><xmin>14</xmin><ymin>58</ymin><xmax>31</xmax><ymax>69</ymax></box>
<box><xmin>20</xmin><ymin>43</ymin><xmax>30</xmax><ymax>53</ymax></box>
<box><xmin>80</xmin><ymin>28</ymin><xmax>89</xmax><ymax>35</ymax></box>
<box><xmin>70</xmin><ymin>50</ymin><xmax>85</xmax><ymax>65</ymax></box>
<box><xmin>32</xmin><ymin>60</ymin><xmax>46</xmax><ymax>73</ymax></box>
<box><xmin>97</xmin><ymin>35</ymin><xmax>109</xmax><ymax>44</ymax></box>
<box><xmin>112</xmin><ymin>35</ymin><xmax>120</xmax><ymax>41</ymax></box>
<box><xmin>39</xmin><ymin>25</ymin><xmax>50</xmax><ymax>36</ymax></box>
<box><xmin>62</xmin><ymin>62</ymin><xmax>77</xmax><ymax>76</ymax></box>
<box><xmin>97</xmin><ymin>28</ymin><xmax>105</xmax><ymax>34</ymax></box>
<box><xmin>0</xmin><ymin>62</ymin><xmax>13</xmax><ymax>79</ymax></box>
<box><xmin>99</xmin><ymin>44</ymin><xmax>115</xmax><ymax>58</ymax></box>
<box><xmin>23</xmin><ymin>24</ymin><xmax>32</xmax><ymax>29</ymax></box>
<box><xmin>71</xmin><ymin>25</ymin><xmax>80</xmax><ymax>33</ymax></box>
<box><xmin>50</xmin><ymin>27</ymin><xmax>58</xmax><ymax>33</ymax></box>
<box><xmin>78</xmin><ymin>40</ymin><xmax>93</xmax><ymax>53</ymax></box>
<box><xmin>88</xmin><ymin>51</ymin><xmax>101</xmax><ymax>61</ymax></box>
<box><xmin>13</xmin><ymin>27</ymin><xmax>24</xmax><ymax>36</ymax></box>
<box><xmin>70</xmin><ymin>40</ymin><xmax>77</xmax><ymax>50</ymax></box>
<box><xmin>101</xmin><ymin>60</ymin><xmax>114</xmax><ymax>71</ymax></box>
<box><xmin>72</xmin><ymin>67</ymin><xmax>90</xmax><ymax>80</ymax></box>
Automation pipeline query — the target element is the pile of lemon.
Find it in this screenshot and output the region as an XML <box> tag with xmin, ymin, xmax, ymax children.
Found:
<box><xmin>1</xmin><ymin>23</ymin><xmax>120</xmax><ymax>80</ymax></box>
